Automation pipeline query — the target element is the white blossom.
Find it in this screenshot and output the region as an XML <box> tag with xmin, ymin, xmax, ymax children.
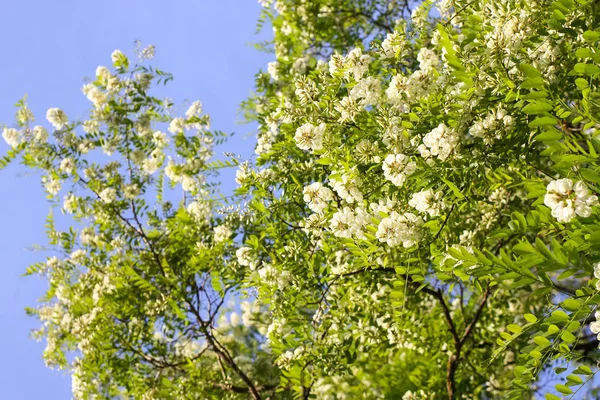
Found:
<box><xmin>544</xmin><ymin>179</ymin><xmax>598</xmax><ymax>223</ymax></box>
<box><xmin>294</xmin><ymin>122</ymin><xmax>325</xmax><ymax>152</ymax></box>
<box><xmin>409</xmin><ymin>189</ymin><xmax>445</xmax><ymax>217</ymax></box>
<box><xmin>2</xmin><ymin>127</ymin><xmax>21</xmax><ymax>148</ymax></box>
<box><xmin>382</xmin><ymin>154</ymin><xmax>417</xmax><ymax>187</ymax></box>
<box><xmin>376</xmin><ymin>212</ymin><xmax>424</xmax><ymax>247</ymax></box>
<box><xmin>99</xmin><ymin>188</ymin><xmax>117</xmax><ymax>204</ymax></box>
<box><xmin>214</xmin><ymin>225</ymin><xmax>232</xmax><ymax>242</ymax></box>
<box><xmin>46</xmin><ymin>108</ymin><xmax>68</xmax><ymax>130</ymax></box>
<box><xmin>303</xmin><ymin>182</ymin><xmax>334</xmax><ymax>213</ymax></box>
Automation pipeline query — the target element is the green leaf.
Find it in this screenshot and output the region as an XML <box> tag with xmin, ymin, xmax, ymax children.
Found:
<box><xmin>561</xmin><ymin>330</ymin><xmax>576</xmax><ymax>343</ymax></box>
<box><xmin>529</xmin><ymin>116</ymin><xmax>558</xmax><ymax>127</ymax></box>
<box><xmin>562</xmin><ymin>298</ymin><xmax>582</xmax><ymax>311</ymax></box>
<box><xmin>555</xmin><ymin>384</ymin><xmax>573</xmax><ymax>395</ymax></box>
<box><xmin>507</xmin><ymin>324</ymin><xmax>522</xmax><ymax>333</ymax></box>
<box><xmin>520</xmin><ymin>64</ymin><xmax>542</xmax><ymax>78</ymax></box>
<box><xmin>524</xmin><ymin>313</ymin><xmax>538</xmax><ymax>323</ymax></box>
<box><xmin>441</xmin><ymin>177</ymin><xmax>465</xmax><ymax>200</ymax></box>
<box><xmin>583</xmin><ymin>30</ymin><xmax>600</xmax><ymax>42</ymax></box>
<box><xmin>522</xmin><ymin>101</ymin><xmax>553</xmax><ymax>114</ymax></box>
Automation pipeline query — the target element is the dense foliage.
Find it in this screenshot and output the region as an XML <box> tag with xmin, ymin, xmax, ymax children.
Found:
<box><xmin>3</xmin><ymin>0</ymin><xmax>600</xmax><ymax>398</ymax></box>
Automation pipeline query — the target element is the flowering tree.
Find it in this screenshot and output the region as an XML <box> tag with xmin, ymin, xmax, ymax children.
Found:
<box><xmin>4</xmin><ymin>0</ymin><xmax>600</xmax><ymax>398</ymax></box>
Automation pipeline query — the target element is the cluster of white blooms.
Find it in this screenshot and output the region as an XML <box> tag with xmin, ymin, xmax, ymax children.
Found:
<box><xmin>379</xmin><ymin>31</ymin><xmax>407</xmax><ymax>59</ymax></box>
<box><xmin>185</xmin><ymin>100</ymin><xmax>202</xmax><ymax>119</ymax></box>
<box><xmin>417</xmin><ymin>48</ymin><xmax>440</xmax><ymax>72</ymax></box>
<box><xmin>544</xmin><ymin>179</ymin><xmax>598</xmax><ymax>223</ymax></box>
<box><xmin>294</xmin><ymin>77</ymin><xmax>317</xmax><ymax>105</ymax></box>
<box><xmin>329</xmin><ymin>207</ymin><xmax>370</xmax><ymax>239</ymax></box>
<box><xmin>469</xmin><ymin>106</ymin><xmax>514</xmax><ymax>145</ymax></box>
<box><xmin>81</xmin><ymin>83</ymin><xmax>107</xmax><ymax>108</ymax></box>
<box><xmin>63</xmin><ymin>194</ymin><xmax>78</xmax><ymax>214</ymax></box>
<box><xmin>236</xmin><ymin>246</ymin><xmax>259</xmax><ymax>270</ymax></box>
<box><xmin>59</xmin><ymin>157</ymin><xmax>75</xmax><ymax>174</ymax></box>
<box><xmin>294</xmin><ymin>122</ymin><xmax>325</xmax><ymax>151</ymax></box>
<box><xmin>589</xmin><ymin>310</ymin><xmax>600</xmax><ymax>346</ymax></box>
<box><xmin>267</xmin><ymin>61</ymin><xmax>279</xmax><ymax>80</ymax></box>
<box><xmin>275</xmin><ymin>346</ymin><xmax>304</xmax><ymax>369</ymax></box>
<box><xmin>382</xmin><ymin>153</ymin><xmax>417</xmax><ymax>187</ymax></box>
<box><xmin>46</xmin><ymin>108</ymin><xmax>68</xmax><ymax>130</ymax></box>
<box><xmin>2</xmin><ymin>127</ymin><xmax>21</xmax><ymax>148</ymax></box>
<box><xmin>43</xmin><ymin>176</ymin><xmax>62</xmax><ymax>196</ymax></box>
<box><xmin>168</xmin><ymin>117</ymin><xmax>186</xmax><ymax>134</ymax></box>
<box><xmin>409</xmin><ymin>189</ymin><xmax>445</xmax><ymax>217</ymax></box>
<box><xmin>213</xmin><ymin>225</ymin><xmax>232</xmax><ymax>243</ymax></box>
<box><xmin>343</xmin><ymin>48</ymin><xmax>372</xmax><ymax>80</ymax></box>
<box><xmin>303</xmin><ymin>182</ymin><xmax>334</xmax><ymax>213</ymax></box>
<box><xmin>376</xmin><ymin>212</ymin><xmax>423</xmax><ymax>247</ymax></box>
<box><xmin>386</xmin><ymin>69</ymin><xmax>437</xmax><ymax>106</ymax></box>
<box><xmin>33</xmin><ymin>125</ymin><xmax>48</xmax><ymax>142</ymax></box>
<box><xmin>593</xmin><ymin>262</ymin><xmax>600</xmax><ymax>290</ymax></box>
<box><xmin>187</xmin><ymin>201</ymin><xmax>210</xmax><ymax>223</ymax></box>
<box><xmin>349</xmin><ymin>76</ymin><xmax>381</xmax><ymax>106</ymax></box>
<box><xmin>99</xmin><ymin>188</ymin><xmax>117</xmax><ymax>204</ymax></box>
<box><xmin>335</xmin><ymin>96</ymin><xmax>361</xmax><ymax>122</ymax></box>
<box><xmin>418</xmin><ymin>123</ymin><xmax>459</xmax><ymax>161</ymax></box>
<box><xmin>328</xmin><ymin>170</ymin><xmax>363</xmax><ymax>203</ymax></box>
<box><xmin>111</xmin><ymin>49</ymin><xmax>127</xmax><ymax>67</ymax></box>
<box><xmin>355</xmin><ymin>138</ymin><xmax>382</xmax><ymax>164</ymax></box>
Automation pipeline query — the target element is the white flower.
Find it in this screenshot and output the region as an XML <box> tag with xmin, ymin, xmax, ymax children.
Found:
<box><xmin>185</xmin><ymin>101</ymin><xmax>203</xmax><ymax>119</ymax></box>
<box><xmin>349</xmin><ymin>76</ymin><xmax>382</xmax><ymax>106</ymax></box>
<box><xmin>328</xmin><ymin>52</ymin><xmax>344</xmax><ymax>76</ymax></box>
<box><xmin>123</xmin><ymin>184</ymin><xmax>139</xmax><ymax>200</ymax></box>
<box><xmin>46</xmin><ymin>108</ymin><xmax>68</xmax><ymax>130</ymax></box>
<box><xmin>335</xmin><ymin>96</ymin><xmax>360</xmax><ymax>123</ymax></box>
<box><xmin>168</xmin><ymin>117</ymin><xmax>186</xmax><ymax>134</ymax></box>
<box><xmin>111</xmin><ymin>50</ymin><xmax>127</xmax><ymax>67</ymax></box>
<box><xmin>574</xmin><ymin>181</ymin><xmax>598</xmax><ymax>218</ymax></box>
<box><xmin>329</xmin><ymin>171</ymin><xmax>363</xmax><ymax>203</ymax></box>
<box><xmin>417</xmin><ymin>48</ymin><xmax>440</xmax><ymax>71</ymax></box>
<box><xmin>2</xmin><ymin>128</ymin><xmax>21</xmax><ymax>148</ymax></box>
<box><xmin>187</xmin><ymin>201</ymin><xmax>210</xmax><ymax>221</ymax></box>
<box><xmin>409</xmin><ymin>189</ymin><xmax>445</xmax><ymax>217</ymax></box>
<box><xmin>376</xmin><ymin>212</ymin><xmax>424</xmax><ymax>247</ymax></box>
<box><xmin>152</xmin><ymin>131</ymin><xmax>169</xmax><ymax>148</ymax></box>
<box><xmin>59</xmin><ymin>157</ymin><xmax>75</xmax><ymax>174</ymax></box>
<box><xmin>303</xmin><ymin>182</ymin><xmax>334</xmax><ymax>214</ymax></box>
<box><xmin>544</xmin><ymin>179</ymin><xmax>598</xmax><ymax>223</ymax></box>
<box><xmin>380</xmin><ymin>32</ymin><xmax>406</xmax><ymax>59</ymax></box>
<box><xmin>99</xmin><ymin>188</ymin><xmax>117</xmax><ymax>204</ymax></box>
<box><xmin>181</xmin><ymin>176</ymin><xmax>198</xmax><ymax>193</ymax></box>
<box><xmin>33</xmin><ymin>126</ymin><xmax>48</xmax><ymax>142</ymax></box>
<box><xmin>345</xmin><ymin>48</ymin><xmax>371</xmax><ymax>80</ymax></box>
<box><xmin>63</xmin><ymin>194</ymin><xmax>77</xmax><ymax>214</ymax></box>
<box><xmin>419</xmin><ymin>123</ymin><xmax>459</xmax><ymax>161</ymax></box>
<box><xmin>267</xmin><ymin>61</ymin><xmax>279</xmax><ymax>80</ymax></box>
<box><xmin>70</xmin><ymin>249</ymin><xmax>87</xmax><ymax>264</ymax></box>
<box><xmin>294</xmin><ymin>123</ymin><xmax>326</xmax><ymax>151</ymax></box>
<box><xmin>236</xmin><ymin>246</ymin><xmax>258</xmax><ymax>270</ymax></box>
<box><xmin>44</xmin><ymin>177</ymin><xmax>62</xmax><ymax>196</ymax></box>
<box><xmin>382</xmin><ymin>154</ymin><xmax>417</xmax><ymax>187</ymax></box>
<box><xmin>214</xmin><ymin>225</ymin><xmax>232</xmax><ymax>242</ymax></box>
<box><xmin>82</xmin><ymin>84</ymin><xmax>107</xmax><ymax>107</ymax></box>
<box><xmin>329</xmin><ymin>207</ymin><xmax>371</xmax><ymax>239</ymax></box>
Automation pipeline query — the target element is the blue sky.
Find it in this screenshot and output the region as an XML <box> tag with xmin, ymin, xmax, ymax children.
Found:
<box><xmin>0</xmin><ymin>1</ymin><xmax>270</xmax><ymax>398</ymax></box>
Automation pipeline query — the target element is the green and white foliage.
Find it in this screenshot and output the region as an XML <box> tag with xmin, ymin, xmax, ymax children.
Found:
<box><xmin>239</xmin><ymin>0</ymin><xmax>600</xmax><ymax>398</ymax></box>
<box><xmin>5</xmin><ymin>0</ymin><xmax>600</xmax><ymax>398</ymax></box>
<box><xmin>1</xmin><ymin>49</ymin><xmax>289</xmax><ymax>399</ymax></box>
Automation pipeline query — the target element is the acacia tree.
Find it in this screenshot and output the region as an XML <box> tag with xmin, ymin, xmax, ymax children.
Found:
<box><xmin>4</xmin><ymin>0</ymin><xmax>600</xmax><ymax>399</ymax></box>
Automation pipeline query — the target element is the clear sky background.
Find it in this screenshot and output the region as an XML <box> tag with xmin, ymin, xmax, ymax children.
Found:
<box><xmin>0</xmin><ymin>1</ymin><xmax>270</xmax><ymax>398</ymax></box>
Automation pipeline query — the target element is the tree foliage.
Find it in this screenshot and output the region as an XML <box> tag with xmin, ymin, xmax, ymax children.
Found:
<box><xmin>4</xmin><ymin>0</ymin><xmax>600</xmax><ymax>399</ymax></box>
